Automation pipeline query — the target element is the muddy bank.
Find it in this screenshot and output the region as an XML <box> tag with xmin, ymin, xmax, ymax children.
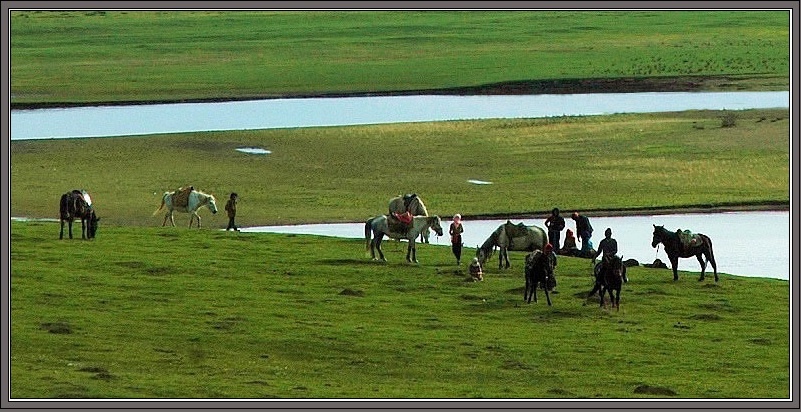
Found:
<box><xmin>10</xmin><ymin>74</ymin><xmax>786</xmax><ymax>110</ymax></box>
<box><xmin>465</xmin><ymin>201</ymin><xmax>790</xmax><ymax>221</ymax></box>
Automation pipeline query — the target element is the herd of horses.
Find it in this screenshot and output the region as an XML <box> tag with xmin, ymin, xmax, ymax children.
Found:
<box><xmin>59</xmin><ymin>190</ymin><xmax>718</xmax><ymax>310</ymax></box>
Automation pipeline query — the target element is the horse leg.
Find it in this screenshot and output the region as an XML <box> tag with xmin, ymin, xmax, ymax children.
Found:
<box><xmin>544</xmin><ymin>284</ymin><xmax>552</xmax><ymax>306</ymax></box>
<box><xmin>80</xmin><ymin>218</ymin><xmax>87</xmax><ymax>239</ymax></box>
<box><xmin>68</xmin><ymin>220</ymin><xmax>74</xmax><ymax>239</ymax></box>
<box><xmin>670</xmin><ymin>256</ymin><xmax>680</xmax><ymax>281</ymax></box>
<box><xmin>709</xmin><ymin>252</ymin><xmax>719</xmax><ymax>282</ymax></box>
<box><xmin>696</xmin><ymin>254</ymin><xmax>706</xmax><ymax>281</ymax></box>
<box><xmin>376</xmin><ymin>234</ymin><xmax>386</xmax><ymax>262</ymax></box>
<box><xmin>599</xmin><ymin>286</ymin><xmax>606</xmax><ymax>308</ymax></box>
<box><xmin>407</xmin><ymin>240</ymin><xmax>418</xmax><ymax>263</ymax></box>
<box><xmin>504</xmin><ymin>249</ymin><xmax>511</xmax><ymax>269</ymax></box>
<box><xmin>524</xmin><ymin>277</ymin><xmax>531</xmax><ymax>303</ymax></box>
<box><xmin>59</xmin><ymin>220</ymin><xmax>65</xmax><ymax>239</ymax></box>
<box><xmin>615</xmin><ymin>289</ymin><xmax>620</xmax><ymax>310</ymax></box>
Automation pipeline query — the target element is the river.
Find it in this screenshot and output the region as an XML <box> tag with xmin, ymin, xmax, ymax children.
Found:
<box><xmin>10</xmin><ymin>91</ymin><xmax>789</xmax><ymax>140</ymax></box>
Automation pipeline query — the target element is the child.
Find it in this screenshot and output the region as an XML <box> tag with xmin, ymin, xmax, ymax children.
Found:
<box><xmin>468</xmin><ymin>257</ymin><xmax>484</xmax><ymax>281</ymax></box>
<box><xmin>225</xmin><ymin>192</ymin><xmax>239</xmax><ymax>231</ymax></box>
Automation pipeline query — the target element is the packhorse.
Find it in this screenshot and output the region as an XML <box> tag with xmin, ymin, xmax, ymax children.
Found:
<box><xmin>477</xmin><ymin>221</ymin><xmax>548</xmax><ymax>270</ymax></box>
<box><xmin>153</xmin><ymin>187</ymin><xmax>219</xmax><ymax>228</ymax></box>
<box><xmin>59</xmin><ymin>190</ymin><xmax>99</xmax><ymax>239</ymax></box>
<box><xmin>388</xmin><ymin>194</ymin><xmax>431</xmax><ymax>243</ymax></box>
<box><xmin>365</xmin><ymin>214</ymin><xmax>443</xmax><ymax>263</ymax></box>
<box><xmin>651</xmin><ymin>224</ymin><xmax>718</xmax><ymax>282</ymax></box>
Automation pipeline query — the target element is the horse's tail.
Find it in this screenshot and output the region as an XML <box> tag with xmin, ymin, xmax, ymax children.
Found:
<box><xmin>59</xmin><ymin>193</ymin><xmax>69</xmax><ymax>220</ymax></box>
<box><xmin>152</xmin><ymin>193</ymin><xmax>167</xmax><ymax>216</ymax></box>
<box><xmin>702</xmin><ymin>234</ymin><xmax>716</xmax><ymax>266</ymax></box>
<box><xmin>365</xmin><ymin>217</ymin><xmax>375</xmax><ymax>250</ymax></box>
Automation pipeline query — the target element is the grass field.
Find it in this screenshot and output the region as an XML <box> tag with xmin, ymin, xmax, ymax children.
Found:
<box><xmin>9</xmin><ymin>222</ymin><xmax>790</xmax><ymax>399</ymax></box>
<box><xmin>8</xmin><ymin>8</ymin><xmax>792</xmax><ymax>402</ymax></box>
<box><xmin>10</xmin><ymin>109</ymin><xmax>790</xmax><ymax>227</ymax></box>
<box><xmin>10</xmin><ymin>10</ymin><xmax>790</xmax><ymax>105</ymax></box>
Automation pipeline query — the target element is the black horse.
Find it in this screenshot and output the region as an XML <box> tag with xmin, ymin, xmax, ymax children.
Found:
<box><xmin>523</xmin><ymin>249</ymin><xmax>556</xmax><ymax>306</ymax></box>
<box><xmin>651</xmin><ymin>224</ymin><xmax>717</xmax><ymax>282</ymax></box>
<box><xmin>598</xmin><ymin>255</ymin><xmax>625</xmax><ymax>310</ymax></box>
<box><xmin>59</xmin><ymin>190</ymin><xmax>99</xmax><ymax>239</ymax></box>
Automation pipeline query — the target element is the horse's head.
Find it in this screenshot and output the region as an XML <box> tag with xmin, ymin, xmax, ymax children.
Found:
<box><xmin>651</xmin><ymin>224</ymin><xmax>666</xmax><ymax>248</ymax></box>
<box><xmin>429</xmin><ymin>215</ymin><xmax>444</xmax><ymax>237</ymax></box>
<box><xmin>207</xmin><ymin>195</ymin><xmax>218</xmax><ymax>214</ymax></box>
<box><xmin>87</xmin><ymin>211</ymin><xmax>100</xmax><ymax>239</ymax></box>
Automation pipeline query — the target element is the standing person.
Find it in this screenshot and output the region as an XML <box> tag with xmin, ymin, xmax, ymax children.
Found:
<box><xmin>571</xmin><ymin>211</ymin><xmax>594</xmax><ymax>256</ymax></box>
<box><xmin>544</xmin><ymin>207</ymin><xmax>566</xmax><ymax>250</ymax></box>
<box><xmin>449</xmin><ymin>214</ymin><xmax>464</xmax><ymax>265</ymax></box>
<box><xmin>225</xmin><ymin>192</ymin><xmax>239</xmax><ymax>231</ymax></box>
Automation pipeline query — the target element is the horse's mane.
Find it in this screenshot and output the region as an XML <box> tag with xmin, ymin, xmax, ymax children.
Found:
<box><xmin>479</xmin><ymin>229</ymin><xmax>500</xmax><ymax>257</ymax></box>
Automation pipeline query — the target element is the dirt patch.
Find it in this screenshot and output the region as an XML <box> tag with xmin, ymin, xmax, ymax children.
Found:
<box><xmin>634</xmin><ymin>385</ymin><xmax>678</xmax><ymax>396</ymax></box>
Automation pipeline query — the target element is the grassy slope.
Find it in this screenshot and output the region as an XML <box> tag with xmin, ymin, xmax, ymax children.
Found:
<box><xmin>10</xmin><ymin>109</ymin><xmax>790</xmax><ymax>227</ymax></box>
<box><xmin>10</xmin><ymin>10</ymin><xmax>789</xmax><ymax>104</ymax></box>
<box><xmin>10</xmin><ymin>222</ymin><xmax>790</xmax><ymax>399</ymax></box>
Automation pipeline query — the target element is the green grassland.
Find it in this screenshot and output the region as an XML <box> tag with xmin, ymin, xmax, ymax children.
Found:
<box><xmin>10</xmin><ymin>109</ymin><xmax>790</xmax><ymax>227</ymax></box>
<box><xmin>9</xmin><ymin>9</ymin><xmax>792</xmax><ymax>401</ymax></box>
<box><xmin>10</xmin><ymin>10</ymin><xmax>789</xmax><ymax>105</ymax></box>
<box><xmin>10</xmin><ymin>222</ymin><xmax>790</xmax><ymax>399</ymax></box>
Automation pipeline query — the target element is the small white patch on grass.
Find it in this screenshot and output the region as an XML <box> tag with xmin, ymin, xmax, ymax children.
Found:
<box><xmin>236</xmin><ymin>147</ymin><xmax>272</xmax><ymax>155</ymax></box>
<box><xmin>467</xmin><ymin>179</ymin><xmax>493</xmax><ymax>185</ymax></box>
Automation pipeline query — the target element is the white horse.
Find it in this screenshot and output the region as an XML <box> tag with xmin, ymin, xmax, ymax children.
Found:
<box><xmin>365</xmin><ymin>215</ymin><xmax>443</xmax><ymax>263</ymax></box>
<box><xmin>153</xmin><ymin>189</ymin><xmax>218</xmax><ymax>228</ymax></box>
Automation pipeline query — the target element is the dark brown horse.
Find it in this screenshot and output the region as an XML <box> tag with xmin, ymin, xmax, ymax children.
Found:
<box><xmin>524</xmin><ymin>249</ymin><xmax>556</xmax><ymax>306</ymax></box>
<box><xmin>598</xmin><ymin>255</ymin><xmax>624</xmax><ymax>310</ymax></box>
<box><xmin>651</xmin><ymin>224</ymin><xmax>718</xmax><ymax>282</ymax></box>
<box><xmin>59</xmin><ymin>190</ymin><xmax>99</xmax><ymax>239</ymax></box>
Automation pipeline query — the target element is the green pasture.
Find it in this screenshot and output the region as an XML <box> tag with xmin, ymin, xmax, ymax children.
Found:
<box><xmin>10</xmin><ymin>221</ymin><xmax>790</xmax><ymax>399</ymax></box>
<box><xmin>10</xmin><ymin>10</ymin><xmax>789</xmax><ymax>105</ymax></box>
<box><xmin>10</xmin><ymin>108</ymin><xmax>790</xmax><ymax>227</ymax></box>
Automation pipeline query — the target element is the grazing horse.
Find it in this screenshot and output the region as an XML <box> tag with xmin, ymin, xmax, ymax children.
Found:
<box><xmin>477</xmin><ymin>221</ymin><xmax>548</xmax><ymax>270</ymax></box>
<box><xmin>598</xmin><ymin>255</ymin><xmax>625</xmax><ymax>310</ymax></box>
<box><xmin>524</xmin><ymin>249</ymin><xmax>556</xmax><ymax>306</ymax></box>
<box><xmin>59</xmin><ymin>190</ymin><xmax>99</xmax><ymax>239</ymax></box>
<box><xmin>388</xmin><ymin>194</ymin><xmax>431</xmax><ymax>243</ymax></box>
<box><xmin>651</xmin><ymin>224</ymin><xmax>718</xmax><ymax>282</ymax></box>
<box><xmin>365</xmin><ymin>215</ymin><xmax>444</xmax><ymax>263</ymax></box>
<box><xmin>153</xmin><ymin>188</ymin><xmax>218</xmax><ymax>228</ymax></box>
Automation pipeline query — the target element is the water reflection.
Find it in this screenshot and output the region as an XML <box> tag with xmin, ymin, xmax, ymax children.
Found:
<box><xmin>11</xmin><ymin>91</ymin><xmax>789</xmax><ymax>140</ymax></box>
<box><xmin>241</xmin><ymin>211</ymin><xmax>790</xmax><ymax>280</ymax></box>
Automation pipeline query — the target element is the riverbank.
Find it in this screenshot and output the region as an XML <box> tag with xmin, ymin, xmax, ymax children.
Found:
<box><xmin>466</xmin><ymin>201</ymin><xmax>790</xmax><ymax>221</ymax></box>
<box><xmin>9</xmin><ymin>74</ymin><xmax>788</xmax><ymax>110</ymax></box>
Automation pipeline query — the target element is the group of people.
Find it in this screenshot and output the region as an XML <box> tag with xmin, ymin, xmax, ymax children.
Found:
<box><xmin>448</xmin><ymin>207</ymin><xmax>622</xmax><ymax>286</ymax></box>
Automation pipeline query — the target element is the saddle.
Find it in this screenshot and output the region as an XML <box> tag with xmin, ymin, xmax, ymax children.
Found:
<box><xmin>503</xmin><ymin>221</ymin><xmax>530</xmax><ymax>238</ymax></box>
<box><xmin>677</xmin><ymin>229</ymin><xmax>702</xmax><ymax>250</ymax></box>
<box><xmin>387</xmin><ymin>213</ymin><xmax>411</xmax><ymax>235</ymax></box>
<box><xmin>173</xmin><ymin>186</ymin><xmax>194</xmax><ymax>208</ymax></box>
<box><xmin>402</xmin><ymin>193</ymin><xmax>418</xmax><ymax>210</ymax></box>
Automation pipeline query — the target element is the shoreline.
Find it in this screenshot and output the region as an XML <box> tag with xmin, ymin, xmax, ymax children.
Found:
<box><xmin>14</xmin><ymin>202</ymin><xmax>788</xmax><ymax>226</ymax></box>
<box><xmin>10</xmin><ymin>75</ymin><xmax>788</xmax><ymax>111</ymax></box>
<box><xmin>466</xmin><ymin>202</ymin><xmax>790</xmax><ymax>221</ymax></box>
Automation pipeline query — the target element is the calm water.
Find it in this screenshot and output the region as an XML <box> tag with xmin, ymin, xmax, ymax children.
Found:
<box><xmin>10</xmin><ymin>91</ymin><xmax>789</xmax><ymax>140</ymax></box>
<box><xmin>242</xmin><ymin>211</ymin><xmax>790</xmax><ymax>281</ymax></box>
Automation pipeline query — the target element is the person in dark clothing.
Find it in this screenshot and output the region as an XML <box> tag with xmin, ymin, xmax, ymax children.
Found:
<box><xmin>590</xmin><ymin>228</ymin><xmax>625</xmax><ymax>296</ymax></box>
<box><xmin>449</xmin><ymin>214</ymin><xmax>464</xmax><ymax>265</ymax></box>
<box><xmin>544</xmin><ymin>207</ymin><xmax>566</xmax><ymax>250</ymax></box>
<box><xmin>225</xmin><ymin>192</ymin><xmax>239</xmax><ymax>231</ymax></box>
<box><xmin>571</xmin><ymin>212</ymin><xmax>594</xmax><ymax>255</ymax></box>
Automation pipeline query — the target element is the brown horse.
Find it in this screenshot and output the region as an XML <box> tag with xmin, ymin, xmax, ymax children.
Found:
<box><xmin>651</xmin><ymin>224</ymin><xmax>718</xmax><ymax>282</ymax></box>
<box><xmin>59</xmin><ymin>190</ymin><xmax>99</xmax><ymax>239</ymax></box>
<box><xmin>598</xmin><ymin>255</ymin><xmax>625</xmax><ymax>310</ymax></box>
<box><xmin>524</xmin><ymin>249</ymin><xmax>556</xmax><ymax>306</ymax></box>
